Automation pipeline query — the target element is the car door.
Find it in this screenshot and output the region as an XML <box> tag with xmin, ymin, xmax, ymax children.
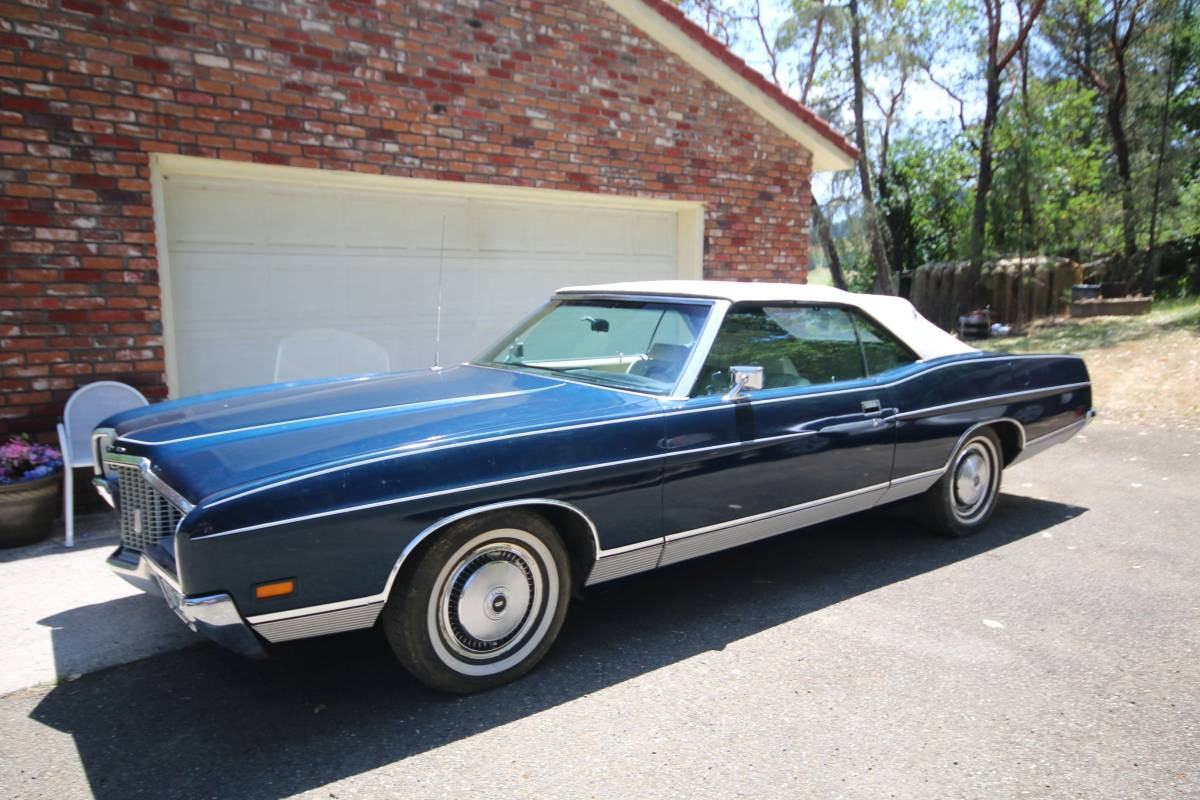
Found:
<box><xmin>658</xmin><ymin>303</ymin><xmax>908</xmax><ymax>565</ymax></box>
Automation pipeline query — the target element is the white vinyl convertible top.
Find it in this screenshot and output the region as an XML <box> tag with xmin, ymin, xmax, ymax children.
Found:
<box><xmin>555</xmin><ymin>280</ymin><xmax>978</xmax><ymax>361</ymax></box>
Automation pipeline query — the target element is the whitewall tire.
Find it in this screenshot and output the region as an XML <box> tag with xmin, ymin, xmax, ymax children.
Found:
<box><xmin>920</xmin><ymin>427</ymin><xmax>1004</xmax><ymax>537</ymax></box>
<box><xmin>383</xmin><ymin>510</ymin><xmax>571</xmax><ymax>693</ymax></box>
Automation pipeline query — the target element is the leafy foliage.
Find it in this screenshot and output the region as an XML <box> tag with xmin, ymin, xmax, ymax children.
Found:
<box><xmin>677</xmin><ymin>0</ymin><xmax>1200</xmax><ymax>295</ymax></box>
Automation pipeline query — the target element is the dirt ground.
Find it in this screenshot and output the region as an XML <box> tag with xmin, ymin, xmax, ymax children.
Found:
<box><xmin>989</xmin><ymin>299</ymin><xmax>1200</xmax><ymax>430</ymax></box>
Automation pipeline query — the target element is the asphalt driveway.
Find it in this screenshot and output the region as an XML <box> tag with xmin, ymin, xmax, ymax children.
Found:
<box><xmin>1</xmin><ymin>421</ymin><xmax>1196</xmax><ymax>799</ymax></box>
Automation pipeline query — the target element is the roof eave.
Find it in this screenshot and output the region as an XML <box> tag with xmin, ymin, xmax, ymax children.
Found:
<box><xmin>603</xmin><ymin>0</ymin><xmax>858</xmax><ymax>172</ymax></box>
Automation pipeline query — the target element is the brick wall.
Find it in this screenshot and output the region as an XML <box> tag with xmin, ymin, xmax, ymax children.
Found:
<box><xmin>0</xmin><ymin>0</ymin><xmax>815</xmax><ymax>437</ymax></box>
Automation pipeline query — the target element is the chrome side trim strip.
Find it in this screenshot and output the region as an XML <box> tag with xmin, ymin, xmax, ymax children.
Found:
<box><xmin>250</xmin><ymin>601</ymin><xmax>384</xmax><ymax>643</ymax></box>
<box><xmin>244</xmin><ymin>498</ymin><xmax>604</xmax><ymax>636</ymax></box>
<box><xmin>1008</xmin><ymin>415</ymin><xmax>1091</xmax><ymax>467</ymax></box>
<box><xmin>663</xmin><ymin>481</ymin><xmax>889</xmax><ymax>543</ymax></box>
<box><xmin>194</xmin><ymin>430</ymin><xmax>817</xmax><ymax>540</ymax></box>
<box><xmin>227</xmin><ymin>411</ymin><xmax>1095</xmax><ymax>636</ymax></box>
<box><xmin>200</xmin><ymin>362</ymin><xmax>1087</xmax><ymax>507</ymax></box>
<box><xmin>874</xmin><ymin>468</ymin><xmax>945</xmax><ymax>505</ymax></box>
<box><xmin>205</xmin><ymin>409</ymin><xmax>668</xmax><ymax>508</ymax></box>
<box><xmin>664</xmin><ymin>376</ymin><xmax>1089</xmax><ymax>418</ymax></box>
<box><xmin>245</xmin><ymin>595</ymin><xmax>385</xmax><ymax>624</ymax></box>
<box><xmin>585</xmin><ymin>543</ymin><xmax>664</xmax><ymax>585</ymax></box>
<box><xmin>658</xmin><ymin>482</ymin><xmax>890</xmax><ymax>566</ymax></box>
<box><xmin>890</xmin><ymin>382</ymin><xmax>1092</xmax><ymax>421</ymax></box>
<box><xmin>117</xmin><ymin>385</ymin><xmax>564</xmax><ymax>446</ymax></box>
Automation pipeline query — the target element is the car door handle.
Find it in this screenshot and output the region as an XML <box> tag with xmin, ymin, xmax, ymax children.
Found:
<box><xmin>861</xmin><ymin>399</ymin><xmax>882</xmax><ymax>415</ymax></box>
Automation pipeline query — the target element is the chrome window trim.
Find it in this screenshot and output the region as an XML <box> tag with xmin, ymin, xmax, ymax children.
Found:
<box><xmin>669</xmin><ymin>298</ymin><xmax>731</xmax><ymax>400</ymax></box>
<box><xmin>550</xmin><ymin>292</ymin><xmax>718</xmax><ymax>306</ymax></box>
<box><xmin>468</xmin><ymin>363</ymin><xmax>670</xmax><ymax>398</ymax></box>
<box><xmin>470</xmin><ymin>294</ymin><xmax>718</xmax><ymax>400</ymax></box>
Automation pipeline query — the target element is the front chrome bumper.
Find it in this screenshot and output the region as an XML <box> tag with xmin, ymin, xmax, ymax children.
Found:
<box><xmin>107</xmin><ymin>545</ymin><xmax>163</xmax><ymax>596</ymax></box>
<box><xmin>108</xmin><ymin>547</ymin><xmax>267</xmax><ymax>659</ymax></box>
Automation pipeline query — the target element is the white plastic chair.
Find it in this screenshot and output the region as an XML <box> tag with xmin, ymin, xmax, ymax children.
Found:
<box><xmin>273</xmin><ymin>329</ymin><xmax>391</xmax><ymax>383</ymax></box>
<box><xmin>56</xmin><ymin>381</ymin><xmax>148</xmax><ymax>547</ymax></box>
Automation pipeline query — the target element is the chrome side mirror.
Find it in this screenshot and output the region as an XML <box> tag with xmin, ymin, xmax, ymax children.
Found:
<box><xmin>724</xmin><ymin>365</ymin><xmax>764</xmax><ymax>402</ymax></box>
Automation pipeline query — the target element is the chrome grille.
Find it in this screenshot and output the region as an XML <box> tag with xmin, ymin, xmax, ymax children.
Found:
<box><xmin>113</xmin><ymin>463</ymin><xmax>183</xmax><ymax>552</ymax></box>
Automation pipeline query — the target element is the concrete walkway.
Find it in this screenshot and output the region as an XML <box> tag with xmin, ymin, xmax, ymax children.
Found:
<box><xmin>0</xmin><ymin>513</ymin><xmax>197</xmax><ymax>696</ymax></box>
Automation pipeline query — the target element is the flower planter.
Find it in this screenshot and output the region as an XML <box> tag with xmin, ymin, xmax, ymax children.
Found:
<box><xmin>0</xmin><ymin>473</ymin><xmax>61</xmax><ymax>548</ymax></box>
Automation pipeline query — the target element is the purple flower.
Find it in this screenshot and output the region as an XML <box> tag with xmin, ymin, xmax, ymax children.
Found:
<box><xmin>0</xmin><ymin>436</ymin><xmax>62</xmax><ymax>483</ymax></box>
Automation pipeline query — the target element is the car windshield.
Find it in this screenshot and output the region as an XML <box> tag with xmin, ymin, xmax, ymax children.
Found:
<box><xmin>475</xmin><ymin>298</ymin><xmax>712</xmax><ymax>393</ymax></box>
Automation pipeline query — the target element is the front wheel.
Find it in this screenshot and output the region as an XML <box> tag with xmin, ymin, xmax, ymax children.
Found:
<box><xmin>919</xmin><ymin>427</ymin><xmax>1003</xmax><ymax>537</ymax></box>
<box><xmin>382</xmin><ymin>510</ymin><xmax>571</xmax><ymax>693</ymax></box>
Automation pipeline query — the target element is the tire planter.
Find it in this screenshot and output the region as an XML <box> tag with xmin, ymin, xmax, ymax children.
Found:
<box><xmin>0</xmin><ymin>473</ymin><xmax>61</xmax><ymax>548</ymax></box>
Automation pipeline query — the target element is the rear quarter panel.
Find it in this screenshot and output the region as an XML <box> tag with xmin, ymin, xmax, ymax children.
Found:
<box><xmin>890</xmin><ymin>353</ymin><xmax>1092</xmax><ymax>478</ymax></box>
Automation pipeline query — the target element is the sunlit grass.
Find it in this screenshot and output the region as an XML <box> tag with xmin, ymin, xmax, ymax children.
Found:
<box><xmin>988</xmin><ymin>297</ymin><xmax>1200</xmax><ymax>354</ymax></box>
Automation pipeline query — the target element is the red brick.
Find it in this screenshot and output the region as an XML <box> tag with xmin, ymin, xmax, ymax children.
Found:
<box><xmin>132</xmin><ymin>56</ymin><xmax>171</xmax><ymax>73</ymax></box>
<box><xmin>0</xmin><ymin>0</ymin><xmax>819</xmax><ymax>437</ymax></box>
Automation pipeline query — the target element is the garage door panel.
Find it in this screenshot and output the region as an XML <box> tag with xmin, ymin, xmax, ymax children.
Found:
<box><xmin>176</xmin><ymin>331</ymin><xmax>274</xmax><ymax>394</ymax></box>
<box><xmin>631</xmin><ymin>212</ymin><xmax>676</xmax><ymax>256</ymax></box>
<box><xmin>262</xmin><ymin>188</ymin><xmax>343</xmax><ymax>248</ymax></box>
<box><xmin>166</xmin><ymin>178</ymin><xmax>257</xmax><ymax>247</ymax></box>
<box><xmin>585</xmin><ymin>211</ymin><xmax>633</xmax><ymax>256</ymax></box>
<box><xmin>265</xmin><ymin>263</ymin><xmax>346</xmax><ymax>320</ymax></box>
<box><xmin>163</xmin><ymin>170</ymin><xmax>684</xmax><ymax>396</ymax></box>
<box><xmin>344</xmin><ymin>194</ymin><xmax>472</xmax><ymax>252</ymax></box>
<box><xmin>170</xmin><ymin>260</ymin><xmax>272</xmax><ymax>324</ymax></box>
<box><xmin>475</xmin><ymin>203</ymin><xmax>531</xmax><ymax>253</ymax></box>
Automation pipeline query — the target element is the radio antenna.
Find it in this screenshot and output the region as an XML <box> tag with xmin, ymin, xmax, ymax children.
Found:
<box><xmin>433</xmin><ymin>215</ymin><xmax>446</xmax><ymax>371</ymax></box>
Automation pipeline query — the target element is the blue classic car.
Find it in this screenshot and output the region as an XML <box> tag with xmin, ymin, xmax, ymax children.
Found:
<box><xmin>94</xmin><ymin>281</ymin><xmax>1092</xmax><ymax>692</ymax></box>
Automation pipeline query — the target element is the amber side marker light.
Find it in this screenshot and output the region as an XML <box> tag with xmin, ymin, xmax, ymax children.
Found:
<box><xmin>254</xmin><ymin>579</ymin><xmax>295</xmax><ymax>599</ymax></box>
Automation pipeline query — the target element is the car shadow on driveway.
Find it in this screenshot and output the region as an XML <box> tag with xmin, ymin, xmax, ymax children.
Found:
<box><xmin>28</xmin><ymin>494</ymin><xmax>1085</xmax><ymax>800</ymax></box>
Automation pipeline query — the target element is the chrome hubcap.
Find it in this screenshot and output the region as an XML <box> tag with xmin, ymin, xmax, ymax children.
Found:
<box><xmin>440</xmin><ymin>542</ymin><xmax>539</xmax><ymax>659</ymax></box>
<box><xmin>952</xmin><ymin>440</ymin><xmax>996</xmax><ymax>521</ymax></box>
<box><xmin>954</xmin><ymin>451</ymin><xmax>989</xmax><ymax>508</ymax></box>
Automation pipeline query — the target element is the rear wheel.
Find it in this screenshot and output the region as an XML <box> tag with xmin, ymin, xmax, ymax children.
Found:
<box><xmin>920</xmin><ymin>427</ymin><xmax>1003</xmax><ymax>537</ymax></box>
<box><xmin>382</xmin><ymin>510</ymin><xmax>571</xmax><ymax>693</ymax></box>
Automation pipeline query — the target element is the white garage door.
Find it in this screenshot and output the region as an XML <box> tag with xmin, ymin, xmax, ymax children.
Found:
<box><xmin>158</xmin><ymin>163</ymin><xmax>693</xmax><ymax>397</ymax></box>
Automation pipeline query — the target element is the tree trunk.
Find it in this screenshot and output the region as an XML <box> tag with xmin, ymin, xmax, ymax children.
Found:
<box><xmin>849</xmin><ymin>0</ymin><xmax>895</xmax><ymax>295</ymax></box>
<box><xmin>964</xmin><ymin>64</ymin><xmax>1001</xmax><ymax>316</ymax></box>
<box><xmin>812</xmin><ymin>202</ymin><xmax>848</xmax><ymax>290</ymax></box>
<box><xmin>1104</xmin><ymin>97</ymin><xmax>1137</xmax><ymax>257</ymax></box>
<box><xmin>1018</xmin><ymin>41</ymin><xmax>1035</xmax><ymax>254</ymax></box>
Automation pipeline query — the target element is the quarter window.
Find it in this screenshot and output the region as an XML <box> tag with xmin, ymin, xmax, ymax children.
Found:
<box><xmin>852</xmin><ymin>312</ymin><xmax>917</xmax><ymax>375</ymax></box>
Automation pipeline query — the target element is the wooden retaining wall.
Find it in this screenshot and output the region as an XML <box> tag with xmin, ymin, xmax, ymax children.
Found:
<box><xmin>909</xmin><ymin>258</ymin><xmax>1083</xmax><ymax>330</ymax></box>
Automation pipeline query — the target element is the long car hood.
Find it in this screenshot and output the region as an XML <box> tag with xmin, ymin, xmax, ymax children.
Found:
<box><xmin>106</xmin><ymin>365</ymin><xmax>660</xmax><ymax>504</ymax></box>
